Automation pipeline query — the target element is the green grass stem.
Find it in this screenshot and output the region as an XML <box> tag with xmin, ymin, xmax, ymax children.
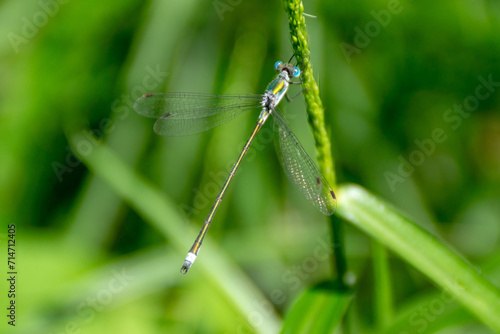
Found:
<box><xmin>282</xmin><ymin>0</ymin><xmax>347</xmax><ymax>285</ymax></box>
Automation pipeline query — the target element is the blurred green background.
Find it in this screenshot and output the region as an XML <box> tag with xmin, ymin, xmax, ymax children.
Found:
<box><xmin>1</xmin><ymin>0</ymin><xmax>500</xmax><ymax>333</ymax></box>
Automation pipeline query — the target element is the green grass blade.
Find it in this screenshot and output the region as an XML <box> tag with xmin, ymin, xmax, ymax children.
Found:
<box><xmin>372</xmin><ymin>241</ymin><xmax>393</xmax><ymax>329</ymax></box>
<box><xmin>281</xmin><ymin>281</ymin><xmax>353</xmax><ymax>334</ymax></box>
<box><xmin>67</xmin><ymin>132</ymin><xmax>282</xmax><ymax>334</ymax></box>
<box><xmin>336</xmin><ymin>184</ymin><xmax>500</xmax><ymax>332</ymax></box>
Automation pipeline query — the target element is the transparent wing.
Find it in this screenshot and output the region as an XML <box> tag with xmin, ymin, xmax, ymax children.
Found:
<box><xmin>134</xmin><ymin>92</ymin><xmax>263</xmax><ymax>136</ymax></box>
<box><xmin>272</xmin><ymin>108</ymin><xmax>336</xmax><ymax>215</ymax></box>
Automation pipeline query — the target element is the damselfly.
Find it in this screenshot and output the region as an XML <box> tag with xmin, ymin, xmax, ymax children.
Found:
<box><xmin>134</xmin><ymin>56</ymin><xmax>336</xmax><ymax>274</ymax></box>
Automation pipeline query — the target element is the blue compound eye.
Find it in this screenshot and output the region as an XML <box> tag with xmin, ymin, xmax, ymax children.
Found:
<box><xmin>275</xmin><ymin>61</ymin><xmax>283</xmax><ymax>71</ymax></box>
<box><xmin>293</xmin><ymin>67</ymin><xmax>300</xmax><ymax>77</ymax></box>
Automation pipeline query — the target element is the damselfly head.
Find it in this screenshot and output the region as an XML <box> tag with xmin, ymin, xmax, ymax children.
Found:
<box><xmin>274</xmin><ymin>60</ymin><xmax>300</xmax><ymax>78</ymax></box>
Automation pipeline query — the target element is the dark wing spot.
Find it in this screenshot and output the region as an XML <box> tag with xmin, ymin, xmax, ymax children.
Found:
<box><xmin>143</xmin><ymin>93</ymin><xmax>154</xmax><ymax>97</ymax></box>
<box><xmin>316</xmin><ymin>177</ymin><xmax>321</xmax><ymax>185</ymax></box>
<box><xmin>330</xmin><ymin>190</ymin><xmax>336</xmax><ymax>199</ymax></box>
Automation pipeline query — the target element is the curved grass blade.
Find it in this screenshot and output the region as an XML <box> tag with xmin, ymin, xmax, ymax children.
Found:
<box><xmin>336</xmin><ymin>184</ymin><xmax>500</xmax><ymax>332</ymax></box>
<box><xmin>133</xmin><ymin>92</ymin><xmax>262</xmax><ymax>136</ymax></box>
<box><xmin>68</xmin><ymin>133</ymin><xmax>282</xmax><ymax>332</ymax></box>
<box><xmin>272</xmin><ymin>108</ymin><xmax>336</xmax><ymax>215</ymax></box>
